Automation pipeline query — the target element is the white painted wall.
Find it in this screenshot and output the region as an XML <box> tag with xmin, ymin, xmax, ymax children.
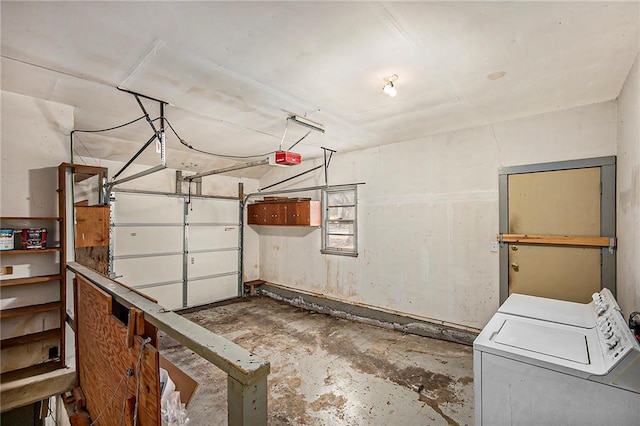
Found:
<box><xmin>616</xmin><ymin>53</ymin><xmax>640</xmax><ymax>317</ymax></box>
<box><xmin>257</xmin><ymin>101</ymin><xmax>618</xmax><ymax>330</ymax></box>
<box><xmin>0</xmin><ymin>90</ymin><xmax>73</xmax><ymax>363</ymax></box>
<box><xmin>1</xmin><ymin>91</ymin><xmax>73</xmax><ymax>216</ymax></box>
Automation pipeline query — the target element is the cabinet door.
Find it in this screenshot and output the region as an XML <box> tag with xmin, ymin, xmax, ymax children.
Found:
<box><xmin>247</xmin><ymin>204</ymin><xmax>266</xmax><ymax>225</ymax></box>
<box><xmin>265</xmin><ymin>203</ymin><xmax>287</xmax><ymax>225</ymax></box>
<box><xmin>287</xmin><ymin>201</ymin><xmax>321</xmax><ymax>226</ymax></box>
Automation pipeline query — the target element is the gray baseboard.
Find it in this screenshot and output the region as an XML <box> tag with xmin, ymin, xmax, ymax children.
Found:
<box><xmin>258</xmin><ymin>284</ymin><xmax>478</xmax><ymax>346</ymax></box>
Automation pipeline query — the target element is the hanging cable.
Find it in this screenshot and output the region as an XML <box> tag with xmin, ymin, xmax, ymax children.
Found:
<box><xmin>278</xmin><ymin>119</ymin><xmax>289</xmax><ymax>151</ymax></box>
<box><xmin>133</xmin><ymin>337</ymin><xmax>152</xmax><ymax>426</ymax></box>
<box><xmin>164</xmin><ymin>118</ymin><xmax>313</xmax><ymax>160</ymax></box>
<box><xmin>71</xmin><ymin>115</ymin><xmax>146</xmax><ymax>134</ymax></box>
<box><xmin>89</xmin><ymin>371</ymin><xmax>131</xmax><ymax>425</ymax></box>
<box><xmin>287</xmin><ymin>131</ymin><xmax>311</xmax><ymax>151</ymax></box>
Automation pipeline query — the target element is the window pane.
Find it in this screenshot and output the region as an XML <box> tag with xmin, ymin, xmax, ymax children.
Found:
<box><xmin>328</xmin><ymin>191</ymin><xmax>355</xmax><ymax>206</ymax></box>
<box><xmin>329</xmin><ymin>222</ymin><xmax>353</xmax><ymax>235</ymax></box>
<box><xmin>328</xmin><ymin>206</ymin><xmax>355</xmax><ymax>221</ymax></box>
<box><xmin>328</xmin><ymin>235</ymin><xmax>354</xmax><ymax>249</ymax></box>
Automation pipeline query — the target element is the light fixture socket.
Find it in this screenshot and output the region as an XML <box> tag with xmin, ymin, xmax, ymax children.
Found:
<box><xmin>382</xmin><ymin>74</ymin><xmax>399</xmax><ymax>97</ymax></box>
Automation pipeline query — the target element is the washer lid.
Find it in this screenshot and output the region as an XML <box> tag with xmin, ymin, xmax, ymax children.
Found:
<box><xmin>499</xmin><ymin>293</ymin><xmax>594</xmax><ymax>328</ymax></box>
<box><xmin>493</xmin><ymin>319</ymin><xmax>590</xmax><ymax>364</ymax></box>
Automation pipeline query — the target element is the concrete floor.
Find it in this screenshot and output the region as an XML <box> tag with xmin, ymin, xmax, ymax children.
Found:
<box><xmin>159</xmin><ymin>296</ymin><xmax>474</xmax><ymax>425</ymax></box>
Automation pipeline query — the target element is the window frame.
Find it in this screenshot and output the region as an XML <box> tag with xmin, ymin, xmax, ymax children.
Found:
<box><xmin>321</xmin><ymin>185</ymin><xmax>358</xmax><ymax>257</ymax></box>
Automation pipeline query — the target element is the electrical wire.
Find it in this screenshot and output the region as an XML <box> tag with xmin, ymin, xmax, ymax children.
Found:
<box><xmin>164</xmin><ymin>117</ymin><xmax>310</xmax><ymax>159</ymax></box>
<box><xmin>133</xmin><ymin>337</ymin><xmax>152</xmax><ymax>426</ymax></box>
<box><xmin>120</xmin><ymin>372</ymin><xmax>132</xmax><ymax>426</ymax></box>
<box><xmin>89</xmin><ymin>373</ymin><xmax>130</xmax><ymax>425</ymax></box>
<box><xmin>48</xmin><ymin>404</ymin><xmax>60</xmax><ymax>426</ymax></box>
<box><xmin>71</xmin><ymin>115</ymin><xmax>146</xmax><ymax>134</ymax></box>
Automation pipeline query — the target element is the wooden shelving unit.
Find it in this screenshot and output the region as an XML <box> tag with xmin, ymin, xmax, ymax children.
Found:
<box><xmin>0</xmin><ymin>302</ymin><xmax>62</xmax><ymax>319</ymax></box>
<box><xmin>0</xmin><ymin>274</ymin><xmax>62</xmax><ymax>288</ymax></box>
<box><xmin>2</xmin><ymin>247</ymin><xmax>62</xmax><ymax>255</ymax></box>
<box><xmin>1</xmin><ymin>329</ymin><xmax>61</xmax><ymax>349</ymax></box>
<box><xmin>0</xmin><ymin>216</ymin><xmax>65</xmax><ymax>376</ymax></box>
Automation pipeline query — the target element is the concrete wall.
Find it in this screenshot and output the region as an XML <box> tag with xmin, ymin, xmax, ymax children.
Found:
<box><xmin>257</xmin><ymin>101</ymin><xmax>618</xmax><ymax>330</ymax></box>
<box><xmin>616</xmin><ymin>53</ymin><xmax>640</xmax><ymax>317</ymax></box>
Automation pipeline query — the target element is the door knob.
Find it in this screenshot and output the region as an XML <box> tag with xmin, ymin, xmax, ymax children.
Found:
<box><xmin>511</xmin><ymin>262</ymin><xmax>519</xmax><ymax>272</ymax></box>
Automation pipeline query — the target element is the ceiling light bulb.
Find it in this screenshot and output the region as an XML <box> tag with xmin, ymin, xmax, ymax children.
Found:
<box><xmin>383</xmin><ymin>81</ymin><xmax>397</xmax><ymax>97</ymax></box>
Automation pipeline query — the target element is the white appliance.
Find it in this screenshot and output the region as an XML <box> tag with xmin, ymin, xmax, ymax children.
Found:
<box><xmin>474</xmin><ymin>289</ymin><xmax>640</xmax><ymax>426</ymax></box>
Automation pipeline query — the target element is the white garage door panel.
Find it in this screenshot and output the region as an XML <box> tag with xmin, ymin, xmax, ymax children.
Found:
<box><xmin>188</xmin><ymin>251</ymin><xmax>238</xmax><ymax>279</ymax></box>
<box><xmin>189</xmin><ymin>198</ymin><xmax>238</xmax><ymax>223</ymax></box>
<box><xmin>189</xmin><ymin>226</ymin><xmax>238</xmax><ymax>250</ymax></box>
<box><xmin>114</xmin><ymin>255</ymin><xmax>182</xmax><ymax>286</ymax></box>
<box><xmin>114</xmin><ymin>226</ymin><xmax>183</xmax><ymax>255</ymax></box>
<box><xmin>141</xmin><ymin>283</ymin><xmax>183</xmax><ymax>310</ymax></box>
<box><xmin>187</xmin><ymin>275</ymin><xmax>237</xmax><ymax>306</ymax></box>
<box><xmin>115</xmin><ymin>193</ymin><xmax>183</xmax><ymax>223</ymax></box>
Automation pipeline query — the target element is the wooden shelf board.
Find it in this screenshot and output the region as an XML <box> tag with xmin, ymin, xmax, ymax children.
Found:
<box><xmin>1</xmin><ymin>247</ymin><xmax>62</xmax><ymax>255</ymax></box>
<box><xmin>0</xmin><ymin>360</ymin><xmax>64</xmax><ymax>384</ymax></box>
<box><xmin>1</xmin><ymin>328</ymin><xmax>61</xmax><ymax>349</ymax></box>
<box><xmin>0</xmin><ymin>362</ymin><xmax>74</xmax><ymax>413</ymax></box>
<box><xmin>0</xmin><ymin>216</ymin><xmax>62</xmax><ymax>221</ymax></box>
<box><xmin>0</xmin><ymin>301</ymin><xmax>61</xmax><ymax>319</ymax></box>
<box><xmin>498</xmin><ymin>234</ymin><xmax>613</xmax><ymax>247</ymax></box>
<box><xmin>0</xmin><ymin>274</ymin><xmax>62</xmax><ymax>288</ymax></box>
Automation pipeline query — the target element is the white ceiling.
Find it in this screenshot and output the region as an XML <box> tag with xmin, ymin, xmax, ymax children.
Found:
<box><xmin>1</xmin><ymin>1</ymin><xmax>638</xmax><ymax>178</ymax></box>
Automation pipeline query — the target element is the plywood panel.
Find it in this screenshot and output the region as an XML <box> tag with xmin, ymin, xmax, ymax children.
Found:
<box><xmin>114</xmin><ymin>226</ymin><xmax>183</xmax><ymax>256</ymax></box>
<box><xmin>508</xmin><ymin>167</ymin><xmax>600</xmax><ymax>235</ymax></box>
<box><xmin>75</xmin><ymin>206</ymin><xmax>109</xmax><ymax>247</ymax></box>
<box><xmin>75</xmin><ymin>275</ymin><xmax>160</xmax><ymax>425</ymax></box>
<box><xmin>187</xmin><ymin>275</ymin><xmax>237</xmax><ymax>306</ymax></box>
<box><xmin>189</xmin><ymin>226</ymin><xmax>238</xmax><ymax>251</ymax></box>
<box><xmin>188</xmin><ymin>198</ymin><xmax>238</xmax><ymax>223</ymax></box>
<box><xmin>138</xmin><ymin>283</ymin><xmax>183</xmax><ymax>311</ymax></box>
<box><xmin>508</xmin><ymin>245</ymin><xmax>601</xmax><ymax>303</ymax></box>
<box><xmin>113</xmin><ymin>193</ymin><xmax>183</xmax><ymax>223</ymax></box>
<box><xmin>75</xmin><ymin>246</ymin><xmax>109</xmax><ymax>276</ymax></box>
<box><xmin>187</xmin><ymin>251</ymin><xmax>238</xmax><ymax>279</ymax></box>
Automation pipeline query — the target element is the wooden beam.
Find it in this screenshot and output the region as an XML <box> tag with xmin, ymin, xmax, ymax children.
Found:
<box><xmin>497</xmin><ymin>234</ymin><xmax>614</xmax><ymax>247</ymax></box>
<box><xmin>0</xmin><ymin>366</ymin><xmax>75</xmax><ymax>413</ymax></box>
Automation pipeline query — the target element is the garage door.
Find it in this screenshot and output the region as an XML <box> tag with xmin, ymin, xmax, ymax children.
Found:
<box><xmin>111</xmin><ymin>192</ymin><xmax>240</xmax><ymax>309</ymax></box>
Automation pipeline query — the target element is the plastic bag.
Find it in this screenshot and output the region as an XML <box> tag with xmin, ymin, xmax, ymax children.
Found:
<box><xmin>161</xmin><ymin>391</ymin><xmax>190</xmax><ymax>426</ymax></box>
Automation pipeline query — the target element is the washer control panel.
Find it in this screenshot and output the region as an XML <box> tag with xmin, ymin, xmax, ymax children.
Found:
<box><xmin>592</xmin><ymin>289</ymin><xmax>638</xmax><ymax>365</ymax></box>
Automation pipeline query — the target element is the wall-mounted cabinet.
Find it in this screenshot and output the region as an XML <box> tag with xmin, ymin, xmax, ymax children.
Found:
<box><xmin>247</xmin><ymin>201</ymin><xmax>321</xmax><ymax>227</ymax></box>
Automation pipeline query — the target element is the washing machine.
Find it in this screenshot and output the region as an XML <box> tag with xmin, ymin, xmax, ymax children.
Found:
<box><xmin>474</xmin><ymin>288</ymin><xmax>640</xmax><ymax>425</ymax></box>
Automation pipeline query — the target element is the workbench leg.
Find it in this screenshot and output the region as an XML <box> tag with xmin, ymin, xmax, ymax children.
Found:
<box><xmin>227</xmin><ymin>375</ymin><xmax>268</xmax><ymax>426</ymax></box>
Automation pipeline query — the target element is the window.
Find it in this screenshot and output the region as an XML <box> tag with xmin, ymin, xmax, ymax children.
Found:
<box><xmin>322</xmin><ymin>185</ymin><xmax>358</xmax><ymax>256</ymax></box>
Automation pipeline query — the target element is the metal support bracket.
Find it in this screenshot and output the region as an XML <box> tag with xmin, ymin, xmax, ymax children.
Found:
<box><xmin>609</xmin><ymin>237</ymin><xmax>616</xmax><ymax>254</ymax></box>
<box><xmin>106</xmin><ymin>91</ymin><xmax>169</xmax><ymax>194</ymax></box>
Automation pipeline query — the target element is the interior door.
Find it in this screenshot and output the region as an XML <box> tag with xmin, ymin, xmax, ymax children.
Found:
<box><xmin>507</xmin><ymin>168</ymin><xmax>601</xmax><ymax>303</ymax></box>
